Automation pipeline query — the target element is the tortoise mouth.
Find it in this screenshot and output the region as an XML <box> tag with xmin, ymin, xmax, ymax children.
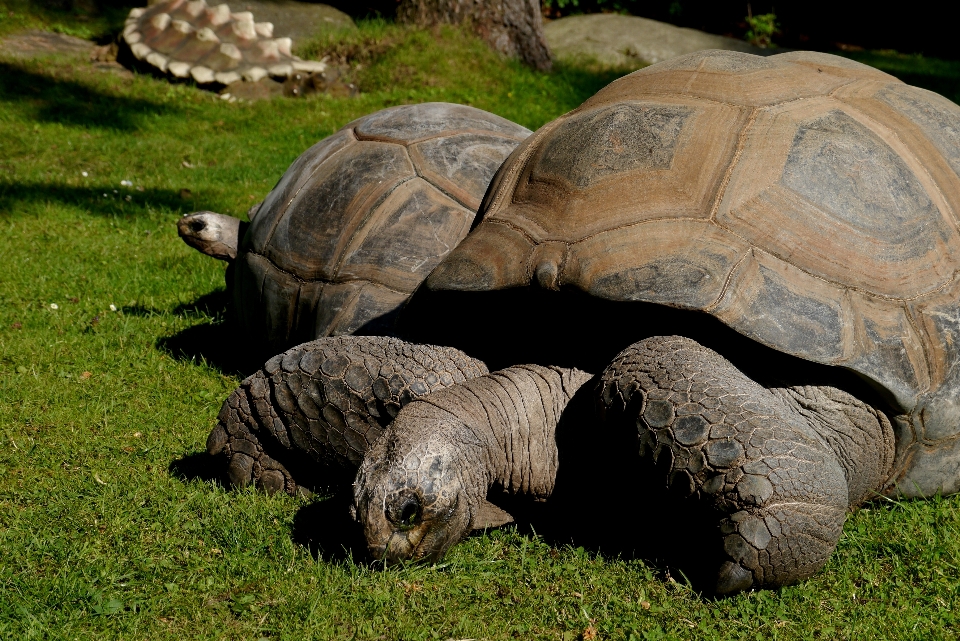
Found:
<box><xmin>371</xmin><ymin>528</ymin><xmax>442</xmax><ymax>565</ymax></box>
<box><xmin>365</xmin><ymin>492</ymin><xmax>467</xmax><ymax>565</ymax></box>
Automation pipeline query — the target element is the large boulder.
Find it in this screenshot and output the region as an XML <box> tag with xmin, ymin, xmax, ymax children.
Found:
<box><xmin>544</xmin><ymin>13</ymin><xmax>765</xmax><ymax>68</ymax></box>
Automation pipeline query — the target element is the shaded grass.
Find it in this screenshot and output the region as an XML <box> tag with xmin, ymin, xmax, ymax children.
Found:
<box><xmin>838</xmin><ymin>49</ymin><xmax>960</xmax><ymax>104</ymax></box>
<box><xmin>0</xmin><ymin>0</ymin><xmax>136</xmax><ymax>40</ymax></box>
<box><xmin>1</xmin><ymin>11</ymin><xmax>960</xmax><ymax>641</ymax></box>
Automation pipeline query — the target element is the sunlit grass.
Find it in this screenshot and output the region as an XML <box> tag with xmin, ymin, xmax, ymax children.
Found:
<box><xmin>2</xmin><ymin>6</ymin><xmax>960</xmax><ymax>639</ymax></box>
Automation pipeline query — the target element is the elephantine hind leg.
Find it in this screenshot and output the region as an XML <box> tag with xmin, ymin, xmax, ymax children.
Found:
<box><xmin>598</xmin><ymin>336</ymin><xmax>849</xmax><ymax>595</ymax></box>
<box><xmin>207</xmin><ymin>336</ymin><xmax>488</xmax><ymax>495</ymax></box>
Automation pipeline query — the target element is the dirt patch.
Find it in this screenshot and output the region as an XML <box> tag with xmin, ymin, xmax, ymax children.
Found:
<box><xmin>0</xmin><ymin>30</ymin><xmax>94</xmax><ymax>59</ymax></box>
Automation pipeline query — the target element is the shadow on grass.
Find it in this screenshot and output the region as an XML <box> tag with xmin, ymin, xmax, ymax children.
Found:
<box><xmin>169</xmin><ymin>445</ymin><xmax>370</xmax><ymax>563</ymax></box>
<box><xmin>171</xmin><ymin>289</ymin><xmax>232</xmax><ymax>319</ymax></box>
<box><xmin>0</xmin><ymin>180</ymin><xmax>197</xmax><ymax>217</ymax></box>
<box><xmin>169</xmin><ymin>451</ymin><xmax>226</xmax><ymax>486</ymax></box>
<box><xmin>0</xmin><ymin>61</ymin><xmax>179</xmax><ymax>130</ymax></box>
<box><xmin>158</xmin><ymin>320</ymin><xmax>266</xmax><ymax>378</ymax></box>
<box><xmin>122</xmin><ymin>290</ymin><xmax>261</xmax><ymax>377</ymax></box>
<box><xmin>292</xmin><ymin>493</ymin><xmax>372</xmax><ymax>563</ymax></box>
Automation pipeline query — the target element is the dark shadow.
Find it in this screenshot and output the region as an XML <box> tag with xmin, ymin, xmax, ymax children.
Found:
<box><xmin>0</xmin><ymin>180</ymin><xmax>194</xmax><ymax>218</ymax></box>
<box><xmin>321</xmin><ymin>0</ymin><xmax>397</xmax><ymax>20</ymax></box>
<box><xmin>292</xmin><ymin>493</ymin><xmax>372</xmax><ymax>563</ymax></box>
<box><xmin>171</xmin><ymin>289</ymin><xmax>231</xmax><ymax>320</ymax></box>
<box><xmin>121</xmin><ymin>291</ymin><xmax>229</xmax><ymax>321</ymax></box>
<box><xmin>157</xmin><ymin>319</ymin><xmax>267</xmax><ymax>378</ymax></box>
<box><xmin>169</xmin><ymin>441</ymin><xmax>371</xmax><ymax>564</ymax></box>
<box><xmin>453</xmin><ymin>382</ymin><xmax>713</xmax><ymax>596</ymax></box>
<box><xmin>25</xmin><ymin>0</ymin><xmax>141</xmax><ymax>37</ymax></box>
<box><xmin>0</xmin><ymin>62</ymin><xmax>179</xmax><ymax>131</ymax></box>
<box><xmin>398</xmin><ymin>286</ymin><xmax>899</xmax><ymax>407</ymax></box>
<box><xmin>169</xmin><ymin>450</ymin><xmax>227</xmax><ymax>485</ymax></box>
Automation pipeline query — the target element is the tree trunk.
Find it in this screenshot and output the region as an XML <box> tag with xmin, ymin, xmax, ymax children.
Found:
<box><xmin>397</xmin><ymin>0</ymin><xmax>552</xmax><ymax>72</ymax></box>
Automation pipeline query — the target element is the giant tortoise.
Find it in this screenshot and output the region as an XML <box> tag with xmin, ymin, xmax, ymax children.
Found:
<box><xmin>178</xmin><ymin>102</ymin><xmax>530</xmax><ymax>353</ymax></box>
<box><xmin>207</xmin><ymin>50</ymin><xmax>960</xmax><ymax>595</ymax></box>
<box><xmin>354</xmin><ymin>49</ymin><xmax>960</xmax><ymax>594</ymax></box>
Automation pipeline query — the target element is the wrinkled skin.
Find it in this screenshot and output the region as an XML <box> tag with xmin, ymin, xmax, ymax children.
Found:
<box><xmin>351</xmin><ymin>336</ymin><xmax>896</xmax><ymax>595</ymax></box>
<box><xmin>352</xmin><ymin>364</ymin><xmax>592</xmax><ymax>563</ymax></box>
<box><xmin>206</xmin><ymin>335</ymin><xmax>488</xmax><ymax>494</ymax></box>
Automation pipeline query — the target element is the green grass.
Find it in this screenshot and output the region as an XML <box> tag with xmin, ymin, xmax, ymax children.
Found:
<box><xmin>2</xmin><ymin>8</ymin><xmax>960</xmax><ymax>640</ymax></box>
<box><xmin>839</xmin><ymin>49</ymin><xmax>960</xmax><ymax>104</ymax></box>
<box><xmin>0</xmin><ymin>0</ymin><xmax>130</xmax><ymax>40</ymax></box>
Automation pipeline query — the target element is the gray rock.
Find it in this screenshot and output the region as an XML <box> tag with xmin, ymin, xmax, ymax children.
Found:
<box><xmin>544</xmin><ymin>13</ymin><xmax>766</xmax><ymax>68</ymax></box>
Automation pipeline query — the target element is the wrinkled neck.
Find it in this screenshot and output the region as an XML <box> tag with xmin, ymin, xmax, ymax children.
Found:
<box><xmin>417</xmin><ymin>365</ymin><xmax>593</xmax><ymax>500</ymax></box>
<box><xmin>770</xmin><ymin>384</ymin><xmax>896</xmax><ymax>506</ymax></box>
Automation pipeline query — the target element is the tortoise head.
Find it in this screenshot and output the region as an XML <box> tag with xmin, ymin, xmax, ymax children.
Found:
<box><xmin>353</xmin><ymin>433</ymin><xmax>474</xmax><ymax>563</ymax></box>
<box><xmin>351</xmin><ymin>410</ymin><xmax>484</xmax><ymax>564</ymax></box>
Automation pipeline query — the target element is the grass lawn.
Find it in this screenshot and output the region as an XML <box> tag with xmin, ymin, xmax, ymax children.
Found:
<box><xmin>2</xmin><ymin>3</ymin><xmax>960</xmax><ymax>639</ymax></box>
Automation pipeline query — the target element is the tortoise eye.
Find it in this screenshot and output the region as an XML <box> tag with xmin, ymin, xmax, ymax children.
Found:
<box><xmin>390</xmin><ymin>495</ymin><xmax>421</xmax><ymax>530</ymax></box>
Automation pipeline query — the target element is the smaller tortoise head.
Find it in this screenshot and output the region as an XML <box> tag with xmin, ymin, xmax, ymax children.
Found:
<box><xmin>351</xmin><ymin>411</ymin><xmax>483</xmax><ymax>564</ymax></box>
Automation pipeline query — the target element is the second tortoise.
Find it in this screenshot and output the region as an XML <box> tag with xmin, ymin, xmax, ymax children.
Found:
<box><xmin>179</xmin><ymin>102</ymin><xmax>531</xmax><ymax>353</ymax></box>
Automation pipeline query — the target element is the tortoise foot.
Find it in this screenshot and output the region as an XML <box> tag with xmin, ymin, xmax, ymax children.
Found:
<box><xmin>599</xmin><ymin>336</ymin><xmax>850</xmax><ymax>594</ymax></box>
<box><xmin>208</xmin><ymin>388</ymin><xmax>303</xmax><ymax>496</ymax></box>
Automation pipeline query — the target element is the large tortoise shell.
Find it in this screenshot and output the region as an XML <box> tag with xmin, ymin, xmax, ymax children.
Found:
<box><xmin>427</xmin><ymin>51</ymin><xmax>960</xmax><ymax>497</ymax></box>
<box><xmin>234</xmin><ymin>102</ymin><xmax>530</xmax><ymax>351</ymax></box>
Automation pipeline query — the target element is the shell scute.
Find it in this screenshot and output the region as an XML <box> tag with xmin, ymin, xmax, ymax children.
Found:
<box><xmin>877</xmin><ymin>84</ymin><xmax>960</xmax><ymax>181</ymax></box>
<box><xmin>711</xmin><ymin>250</ymin><xmax>847</xmax><ymax>363</ymax></box>
<box><xmin>717</xmin><ymin>98</ymin><xmax>960</xmax><ymax>299</ymax></box>
<box><xmin>841</xmin><ymin>290</ymin><xmax>930</xmax><ymax>411</ymax></box>
<box><xmin>409</xmin><ymin>133</ymin><xmax>526</xmax><ymax>211</ymax></box>
<box><xmin>166</xmin><ymin>28</ymin><xmax>219</xmax><ymax>63</ymax></box>
<box><xmin>832</xmin><ymin>81</ymin><xmax>960</xmax><ymax>237</ymax></box>
<box><xmin>249</xmin><ymin>129</ymin><xmax>355</xmax><ymax>253</ymax></box>
<box><xmin>264</xmin><ymin>141</ymin><xmax>415</xmax><ymax>281</ymax></box>
<box><xmin>531</xmin><ymin>102</ymin><xmax>693</xmax><ymax>190</ymax></box>
<box><xmin>337</xmin><ymin>177</ymin><xmax>474</xmax><ymax>292</ymax></box>
<box><xmin>352</xmin><ymin>103</ymin><xmax>528</xmax><ymax>144</ymax></box>
<box><xmin>569</xmin><ymin>220</ymin><xmax>747</xmax><ymax>310</ymax></box>
<box><xmin>909</xmin><ymin>278</ymin><xmax>960</xmax><ymax>423</ymax></box>
<box><xmin>238</xmin><ymin>251</ymin><xmax>300</xmax><ymax>342</ymax></box>
<box><xmin>585</xmin><ymin>50</ymin><xmax>851</xmax><ymax>108</ymax></box>
<box><xmin>498</xmin><ymin>99</ymin><xmax>748</xmax><ymax>247</ymax></box>
<box><xmin>772</xmin><ymin>50</ymin><xmax>898</xmax><ymax>81</ymax></box>
<box><xmin>233</xmin><ymin>104</ymin><xmax>529</xmax><ymax>350</ymax></box>
<box><xmin>425</xmin><ymin>221</ymin><xmax>534</xmax><ymax>292</ymax></box>
<box><xmin>124</xmin><ymin>0</ymin><xmax>320</xmax><ymax>82</ymax></box>
<box><xmin>310</xmin><ymin>281</ymin><xmax>409</xmax><ymax>338</ymax></box>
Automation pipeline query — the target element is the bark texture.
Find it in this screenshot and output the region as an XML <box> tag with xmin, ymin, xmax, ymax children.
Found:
<box><xmin>397</xmin><ymin>0</ymin><xmax>552</xmax><ymax>71</ymax></box>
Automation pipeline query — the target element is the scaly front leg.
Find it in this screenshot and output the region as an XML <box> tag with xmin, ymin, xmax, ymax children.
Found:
<box><xmin>598</xmin><ymin>335</ymin><xmax>894</xmax><ymax>595</ymax></box>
